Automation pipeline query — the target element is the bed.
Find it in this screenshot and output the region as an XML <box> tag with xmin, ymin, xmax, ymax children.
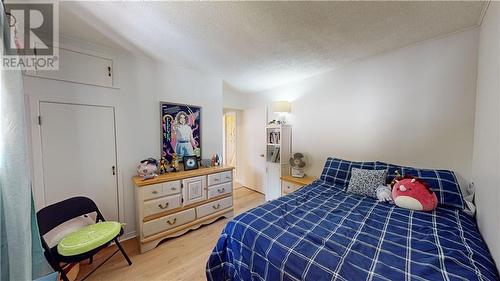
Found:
<box><xmin>206</xmin><ymin>159</ymin><xmax>499</xmax><ymax>281</ymax></box>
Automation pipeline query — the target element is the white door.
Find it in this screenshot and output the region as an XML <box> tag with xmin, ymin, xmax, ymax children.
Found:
<box><xmin>182</xmin><ymin>176</ymin><xmax>207</xmax><ymax>206</ymax></box>
<box><xmin>242</xmin><ymin>107</ymin><xmax>267</xmax><ymax>193</ymax></box>
<box><xmin>39</xmin><ymin>102</ymin><xmax>119</xmax><ymax>221</ymax></box>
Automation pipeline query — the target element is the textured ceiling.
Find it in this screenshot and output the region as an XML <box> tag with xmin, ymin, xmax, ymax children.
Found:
<box><xmin>59</xmin><ymin>1</ymin><xmax>486</xmax><ymax>93</ymax></box>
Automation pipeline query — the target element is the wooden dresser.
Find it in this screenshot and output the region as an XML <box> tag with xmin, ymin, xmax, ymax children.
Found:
<box><xmin>133</xmin><ymin>166</ymin><xmax>234</xmax><ymax>253</ymax></box>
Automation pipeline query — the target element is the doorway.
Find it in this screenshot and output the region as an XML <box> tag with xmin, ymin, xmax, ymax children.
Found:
<box><xmin>35</xmin><ymin>101</ymin><xmax>119</xmax><ymax>221</ymax></box>
<box><xmin>223</xmin><ymin>110</ymin><xmax>241</xmax><ymax>187</ymax></box>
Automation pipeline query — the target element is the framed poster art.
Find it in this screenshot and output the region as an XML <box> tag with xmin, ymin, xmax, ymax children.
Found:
<box><xmin>160</xmin><ymin>102</ymin><xmax>201</xmax><ymax>164</ymax></box>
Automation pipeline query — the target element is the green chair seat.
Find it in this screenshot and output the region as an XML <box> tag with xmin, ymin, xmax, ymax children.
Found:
<box><xmin>57</xmin><ymin>221</ymin><xmax>121</xmax><ymax>257</ymax></box>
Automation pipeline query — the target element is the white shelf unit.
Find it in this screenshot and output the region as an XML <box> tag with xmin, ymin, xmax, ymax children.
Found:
<box><xmin>265</xmin><ymin>124</ymin><xmax>292</xmax><ymax>201</ymax></box>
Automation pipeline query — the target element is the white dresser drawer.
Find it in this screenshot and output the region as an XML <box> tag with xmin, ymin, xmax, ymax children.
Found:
<box><xmin>220</xmin><ymin>171</ymin><xmax>232</xmax><ymax>183</ymax></box>
<box><xmin>141</xmin><ymin>183</ymin><xmax>164</xmax><ymax>201</ymax></box>
<box><xmin>207</xmin><ymin>182</ymin><xmax>232</xmax><ymax>199</ymax></box>
<box><xmin>207</xmin><ymin>173</ymin><xmax>221</xmax><ymax>186</ymax></box>
<box><xmin>282</xmin><ymin>181</ymin><xmax>301</xmax><ymax>195</ymax></box>
<box><xmin>143</xmin><ymin>208</ymin><xmax>195</xmax><ymax>237</ymax></box>
<box><xmin>143</xmin><ymin>194</ymin><xmax>182</xmax><ymax>217</ymax></box>
<box><xmin>163</xmin><ymin>180</ymin><xmax>181</xmax><ymax>196</ymax></box>
<box><xmin>196</xmin><ymin>197</ymin><xmax>232</xmax><ymax>218</ymax></box>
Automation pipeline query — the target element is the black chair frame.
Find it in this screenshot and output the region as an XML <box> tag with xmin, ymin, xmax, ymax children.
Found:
<box><xmin>37</xmin><ymin>197</ymin><xmax>132</xmax><ymax>281</ymax></box>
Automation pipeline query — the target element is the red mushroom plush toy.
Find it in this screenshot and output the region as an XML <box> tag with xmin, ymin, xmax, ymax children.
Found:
<box><xmin>392</xmin><ymin>176</ymin><xmax>438</xmax><ymax>211</ymax></box>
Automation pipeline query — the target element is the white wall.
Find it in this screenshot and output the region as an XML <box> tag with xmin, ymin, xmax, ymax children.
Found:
<box><xmin>472</xmin><ymin>2</ymin><xmax>500</xmax><ymax>269</ymax></box>
<box><xmin>223</xmin><ymin>83</ymin><xmax>249</xmax><ymax>110</ymax></box>
<box><xmin>240</xmin><ymin>29</ymin><xmax>479</xmax><ymax>193</ymax></box>
<box><xmin>25</xmin><ymin>37</ymin><xmax>223</xmax><ymax>238</ymax></box>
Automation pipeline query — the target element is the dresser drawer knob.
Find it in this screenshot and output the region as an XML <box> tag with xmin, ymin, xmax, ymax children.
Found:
<box><xmin>158</xmin><ymin>202</ymin><xmax>169</xmax><ymax>209</ymax></box>
<box><xmin>212</xmin><ymin>204</ymin><xmax>221</xmax><ymax>210</ymax></box>
<box><xmin>167</xmin><ymin>218</ymin><xmax>177</xmax><ymax>225</ymax></box>
<box><xmin>217</xmin><ymin>188</ymin><xmax>225</xmax><ymax>193</ymax></box>
<box><xmin>152</xmin><ymin>190</ymin><xmax>158</xmax><ymax>194</ymax></box>
<box><xmin>225</xmin><ymin>176</ymin><xmax>231</xmax><ymax>179</ymax></box>
<box><xmin>171</xmin><ymin>187</ymin><xmax>177</xmax><ymax>191</ymax></box>
<box><xmin>214</xmin><ymin>178</ymin><xmax>219</xmax><ymax>182</ymax></box>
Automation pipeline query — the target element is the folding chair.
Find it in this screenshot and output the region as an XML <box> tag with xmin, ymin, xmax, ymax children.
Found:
<box><xmin>37</xmin><ymin>197</ymin><xmax>132</xmax><ymax>281</ymax></box>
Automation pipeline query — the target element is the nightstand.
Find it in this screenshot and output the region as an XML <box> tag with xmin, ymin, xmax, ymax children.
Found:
<box><xmin>280</xmin><ymin>175</ymin><xmax>316</xmax><ymax>196</ymax></box>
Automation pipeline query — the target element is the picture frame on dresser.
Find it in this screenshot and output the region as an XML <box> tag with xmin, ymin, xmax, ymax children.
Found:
<box><xmin>183</xmin><ymin>155</ymin><xmax>199</xmax><ymax>171</ymax></box>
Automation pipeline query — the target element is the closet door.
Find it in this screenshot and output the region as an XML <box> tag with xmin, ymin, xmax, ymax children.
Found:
<box><xmin>39</xmin><ymin>102</ymin><xmax>119</xmax><ymax>221</ymax></box>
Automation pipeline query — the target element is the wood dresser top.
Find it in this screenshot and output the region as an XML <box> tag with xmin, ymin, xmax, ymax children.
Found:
<box><xmin>133</xmin><ymin>166</ymin><xmax>234</xmax><ymax>187</ymax></box>
<box><xmin>280</xmin><ymin>175</ymin><xmax>316</xmax><ymax>186</ymax></box>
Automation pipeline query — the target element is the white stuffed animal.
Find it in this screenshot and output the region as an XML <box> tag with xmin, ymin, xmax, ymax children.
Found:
<box><xmin>376</xmin><ymin>185</ymin><xmax>393</xmax><ymax>203</ymax></box>
<box><xmin>137</xmin><ymin>158</ymin><xmax>158</xmax><ymax>180</ymax></box>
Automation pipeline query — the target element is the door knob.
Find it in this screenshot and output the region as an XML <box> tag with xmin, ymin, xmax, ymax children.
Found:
<box><xmin>112</xmin><ymin>166</ymin><xmax>116</xmax><ymax>175</ymax></box>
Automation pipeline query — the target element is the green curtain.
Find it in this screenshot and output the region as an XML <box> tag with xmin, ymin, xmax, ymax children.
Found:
<box><xmin>0</xmin><ymin>3</ymin><xmax>53</xmax><ymax>280</ymax></box>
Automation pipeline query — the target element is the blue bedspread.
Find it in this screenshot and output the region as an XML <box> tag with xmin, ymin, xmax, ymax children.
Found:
<box><xmin>206</xmin><ymin>180</ymin><xmax>499</xmax><ymax>281</ymax></box>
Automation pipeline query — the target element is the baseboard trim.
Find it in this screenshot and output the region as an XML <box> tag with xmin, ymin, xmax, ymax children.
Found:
<box><xmin>124</xmin><ymin>231</ymin><xmax>137</xmax><ymax>241</ymax></box>
<box><xmin>240</xmin><ymin>186</ymin><xmax>265</xmax><ymax>195</ymax></box>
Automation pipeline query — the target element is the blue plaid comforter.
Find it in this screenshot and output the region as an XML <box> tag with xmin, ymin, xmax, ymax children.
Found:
<box><xmin>206</xmin><ymin>180</ymin><xmax>499</xmax><ymax>281</ymax></box>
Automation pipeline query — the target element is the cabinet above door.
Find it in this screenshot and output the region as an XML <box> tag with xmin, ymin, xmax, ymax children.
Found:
<box><xmin>25</xmin><ymin>47</ymin><xmax>115</xmax><ymax>88</ymax></box>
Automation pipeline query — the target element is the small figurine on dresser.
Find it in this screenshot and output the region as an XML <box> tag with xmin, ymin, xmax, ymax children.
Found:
<box><xmin>158</xmin><ymin>157</ymin><xmax>168</xmax><ymax>175</ymax></box>
<box><xmin>201</xmin><ymin>159</ymin><xmax>212</xmax><ymax>168</ymax></box>
<box><xmin>137</xmin><ymin>158</ymin><xmax>158</xmax><ymax>180</ymax></box>
<box><xmin>211</xmin><ymin>154</ymin><xmax>222</xmax><ymax>166</ymax></box>
<box><xmin>170</xmin><ymin>153</ymin><xmax>180</xmax><ymax>172</ymax></box>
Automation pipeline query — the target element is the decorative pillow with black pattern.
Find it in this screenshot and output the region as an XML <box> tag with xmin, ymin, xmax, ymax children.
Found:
<box><xmin>346</xmin><ymin>168</ymin><xmax>387</xmax><ymax>198</ymax></box>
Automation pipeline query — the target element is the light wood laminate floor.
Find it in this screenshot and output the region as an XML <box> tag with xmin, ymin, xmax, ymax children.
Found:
<box><xmin>78</xmin><ymin>187</ymin><xmax>265</xmax><ymax>281</ymax></box>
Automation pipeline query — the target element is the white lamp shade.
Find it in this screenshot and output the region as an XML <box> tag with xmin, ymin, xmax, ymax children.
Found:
<box><xmin>272</xmin><ymin>101</ymin><xmax>291</xmax><ymax>113</ymax></box>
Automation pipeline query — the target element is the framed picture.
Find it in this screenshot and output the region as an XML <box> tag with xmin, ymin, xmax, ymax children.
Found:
<box><xmin>160</xmin><ymin>102</ymin><xmax>201</xmax><ymax>164</ymax></box>
<box><xmin>183</xmin><ymin>156</ymin><xmax>199</xmax><ymax>171</ymax></box>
